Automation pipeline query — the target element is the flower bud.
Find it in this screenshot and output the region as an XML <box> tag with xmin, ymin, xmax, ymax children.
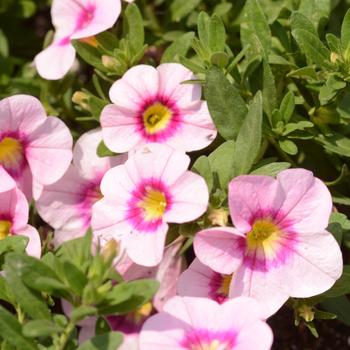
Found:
<box><xmin>101</xmin><ymin>238</ymin><xmax>119</xmax><ymax>263</ymax></box>
<box><xmin>298</xmin><ymin>304</ymin><xmax>315</xmax><ymax>323</ymax></box>
<box><xmin>102</xmin><ymin>55</ymin><xmax>119</xmax><ymax>70</ymax></box>
<box><xmin>310</xmin><ymin>106</ymin><xmax>340</xmax><ymax>126</ymax></box>
<box><xmin>72</xmin><ymin>91</ymin><xmax>90</xmax><ymax>110</ymax></box>
<box><xmin>208</xmin><ymin>208</ymin><xmax>229</xmax><ymax>227</ymax></box>
<box><xmin>330</xmin><ymin>52</ymin><xmax>339</xmax><ymax>63</ymax></box>
<box><xmin>79</xmin><ymin>36</ymin><xmax>98</xmax><ymax>47</ymax></box>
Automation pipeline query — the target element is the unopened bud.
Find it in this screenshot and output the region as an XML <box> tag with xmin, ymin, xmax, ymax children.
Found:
<box><xmin>310</xmin><ymin>106</ymin><xmax>340</xmax><ymax>126</ymax></box>
<box><xmin>102</xmin><ymin>55</ymin><xmax>120</xmax><ymax>71</ymax></box>
<box><xmin>101</xmin><ymin>239</ymin><xmax>119</xmax><ymax>263</ymax></box>
<box><xmin>79</xmin><ymin>36</ymin><xmax>98</xmax><ymax>47</ymax></box>
<box><xmin>298</xmin><ymin>305</ymin><xmax>315</xmax><ymax>323</ymax></box>
<box><xmin>72</xmin><ymin>91</ymin><xmax>89</xmax><ymax>110</ymax></box>
<box><xmin>208</xmin><ymin>208</ymin><xmax>229</xmax><ymax>227</ymax></box>
<box><xmin>330</xmin><ymin>52</ymin><xmax>339</xmax><ymax>63</ymax></box>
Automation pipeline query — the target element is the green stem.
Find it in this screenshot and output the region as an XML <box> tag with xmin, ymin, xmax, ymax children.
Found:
<box><xmin>55</xmin><ymin>320</ymin><xmax>76</xmax><ymax>350</ymax></box>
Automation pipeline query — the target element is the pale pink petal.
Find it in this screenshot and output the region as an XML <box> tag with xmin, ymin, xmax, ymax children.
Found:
<box><xmin>0</xmin><ymin>166</ymin><xmax>16</xmax><ymax>192</ymax></box>
<box><xmin>140</xmin><ymin>312</ymin><xmax>189</xmax><ymax>350</ymax></box>
<box><xmin>166</xmin><ymin>101</ymin><xmax>217</xmax><ymax>152</ymax></box>
<box><xmin>70</xmin><ymin>0</ymin><xmax>121</xmax><ymax>39</ymax></box>
<box><xmin>229</xmin><ymin>266</ymin><xmax>289</xmax><ymax>318</ymax></box>
<box><xmin>282</xmin><ymin>230</ymin><xmax>343</xmax><ymax>298</ymax></box>
<box><xmin>26</xmin><ymin>116</ymin><xmax>73</xmax><ymax>185</ymax></box>
<box><xmin>17</xmin><ymin>166</ymin><xmax>33</xmax><ymax>201</ymax></box>
<box><xmin>228</xmin><ymin>175</ymin><xmax>285</xmax><ymax>232</ymax></box>
<box><xmin>51</xmin><ymin>0</ymin><xmax>82</xmax><ymax>36</ymax></box>
<box><xmin>34</xmin><ymin>39</ymin><xmax>76</xmax><ymax>80</ymax></box>
<box><xmin>154</xmin><ymin>240</ymin><xmax>184</xmax><ymax>311</ymax></box>
<box><xmin>0</xmin><ymin>95</ymin><xmax>46</xmax><ymax>134</ymax></box>
<box><xmin>125</xmin><ymin>222</ymin><xmax>169</xmax><ymax>266</ymax></box>
<box><xmin>110</xmin><ymin>65</ymin><xmax>159</xmax><ymax>104</ymax></box>
<box><xmin>164</xmin><ymin>171</ymin><xmax>208</xmax><ymax>223</ymax></box>
<box><xmin>100</xmin><ymin>105</ymin><xmax>142</xmax><ymax>153</ymax></box>
<box><xmin>14</xmin><ymin>224</ymin><xmax>41</xmax><ymax>258</ymax></box>
<box><xmin>157</xmin><ymin>63</ymin><xmax>201</xmax><ymax>108</ymax></box>
<box><xmin>119</xmin><ymin>334</ymin><xmax>139</xmax><ymax>350</ymax></box>
<box><xmin>194</xmin><ymin>227</ymin><xmax>245</xmax><ymax>275</ymax></box>
<box><xmin>73</xmin><ymin>128</ymin><xmax>126</xmax><ymax>180</ymax></box>
<box><xmin>276</xmin><ymin>169</ymin><xmax>332</xmax><ymax>232</ymax></box>
<box><xmin>177</xmin><ymin>258</ymin><xmax>214</xmax><ymax>299</ymax></box>
<box><xmin>127</xmin><ymin>144</ymin><xmax>190</xmax><ymax>186</ymax></box>
<box><xmin>35</xmin><ymin>166</ymin><xmax>89</xmax><ymax>245</ymax></box>
<box><xmin>235</xmin><ymin>321</ymin><xmax>273</xmax><ymax>350</ymax></box>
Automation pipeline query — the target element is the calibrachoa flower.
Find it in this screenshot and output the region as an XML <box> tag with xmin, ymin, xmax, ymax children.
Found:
<box><xmin>177</xmin><ymin>258</ymin><xmax>232</xmax><ymax>304</ymax></box>
<box><xmin>0</xmin><ymin>167</ymin><xmax>41</xmax><ymax>257</ymax></box>
<box><xmin>92</xmin><ymin>143</ymin><xmax>209</xmax><ymax>266</ymax></box>
<box><xmin>139</xmin><ymin>296</ymin><xmax>273</xmax><ymax>350</ymax></box>
<box><xmin>194</xmin><ymin>169</ymin><xmax>343</xmax><ymax>317</ymax></box>
<box><xmin>35</xmin><ymin>0</ymin><xmax>121</xmax><ymax>80</ymax></box>
<box><xmin>100</xmin><ymin>63</ymin><xmax>217</xmax><ymax>153</ymax></box>
<box><xmin>0</xmin><ymin>95</ymin><xmax>72</xmax><ymax>200</ymax></box>
<box><xmin>36</xmin><ymin>129</ymin><xmax>126</xmax><ymax>246</ymax></box>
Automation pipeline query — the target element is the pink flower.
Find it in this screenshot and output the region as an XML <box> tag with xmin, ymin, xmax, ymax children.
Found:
<box><xmin>36</xmin><ymin>129</ymin><xmax>126</xmax><ymax>246</ymax></box>
<box><xmin>178</xmin><ymin>258</ymin><xmax>232</xmax><ymax>304</ymax></box>
<box><xmin>35</xmin><ymin>0</ymin><xmax>121</xmax><ymax>80</ymax></box>
<box><xmin>92</xmin><ymin>143</ymin><xmax>209</xmax><ymax>266</ymax></box>
<box><xmin>0</xmin><ymin>95</ymin><xmax>72</xmax><ymax>200</ymax></box>
<box><xmin>0</xmin><ymin>167</ymin><xmax>41</xmax><ymax>257</ymax></box>
<box><xmin>139</xmin><ymin>296</ymin><xmax>273</xmax><ymax>350</ymax></box>
<box><xmin>194</xmin><ymin>169</ymin><xmax>343</xmax><ymax>317</ymax></box>
<box><xmin>100</xmin><ymin>63</ymin><xmax>217</xmax><ymax>153</ymax></box>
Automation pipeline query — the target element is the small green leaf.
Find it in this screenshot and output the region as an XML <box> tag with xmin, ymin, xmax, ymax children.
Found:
<box><xmin>0</xmin><ymin>235</ymin><xmax>28</xmax><ymax>255</ymax></box>
<box><xmin>72</xmin><ymin>41</ymin><xmax>106</xmax><ymax>72</ymax></box>
<box><xmin>77</xmin><ymin>332</ymin><xmax>123</xmax><ymax>350</ymax></box>
<box><xmin>279</xmin><ymin>91</ymin><xmax>295</xmax><ymax>123</ymax></box>
<box><xmin>23</xmin><ymin>320</ymin><xmax>62</xmax><ymax>338</ymax></box>
<box><xmin>124</xmin><ymin>3</ymin><xmax>144</xmax><ymax>55</ymax></box>
<box><xmin>279</xmin><ymin>139</ymin><xmax>298</xmax><ymax>155</ymax></box>
<box><xmin>71</xmin><ymin>306</ymin><xmax>98</xmax><ymax>323</ymax></box>
<box><xmin>233</xmin><ymin>92</ymin><xmax>263</xmax><ymax>176</ymax></box>
<box><xmin>192</xmin><ymin>156</ymin><xmax>213</xmax><ymax>192</ymax></box>
<box><xmin>170</xmin><ymin>0</ymin><xmax>201</xmax><ymax>21</ymax></box>
<box><xmin>0</xmin><ymin>306</ymin><xmax>38</xmax><ymax>350</ymax></box>
<box><xmin>197</xmin><ymin>11</ymin><xmax>210</xmax><ymax>47</ymax></box>
<box><xmin>161</xmin><ymin>32</ymin><xmax>195</xmax><ymax>63</ymax></box>
<box><xmin>205</xmin><ymin>67</ymin><xmax>247</xmax><ymax>140</ymax></box>
<box><xmin>250</xmin><ymin>162</ymin><xmax>291</xmax><ymax>176</ymax></box>
<box><xmin>97</xmin><ymin>140</ymin><xmax>117</xmax><ymax>158</ymax></box>
<box><xmin>208</xmin><ymin>15</ymin><xmax>226</xmax><ymax>52</ymax></box>
<box><xmin>341</xmin><ymin>9</ymin><xmax>350</xmax><ymax>50</ymax></box>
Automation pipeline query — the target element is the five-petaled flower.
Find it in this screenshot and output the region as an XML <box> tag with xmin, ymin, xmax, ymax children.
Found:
<box><xmin>100</xmin><ymin>63</ymin><xmax>217</xmax><ymax>153</ymax></box>
<box><xmin>139</xmin><ymin>296</ymin><xmax>273</xmax><ymax>350</ymax></box>
<box><xmin>194</xmin><ymin>169</ymin><xmax>343</xmax><ymax>317</ymax></box>
<box><xmin>92</xmin><ymin>143</ymin><xmax>209</xmax><ymax>266</ymax></box>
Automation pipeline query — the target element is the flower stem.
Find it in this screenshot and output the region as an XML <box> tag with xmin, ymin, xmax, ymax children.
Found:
<box><xmin>55</xmin><ymin>320</ymin><xmax>76</xmax><ymax>350</ymax></box>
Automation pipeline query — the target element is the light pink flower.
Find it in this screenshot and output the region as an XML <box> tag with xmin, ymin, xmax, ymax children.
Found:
<box><xmin>178</xmin><ymin>258</ymin><xmax>232</xmax><ymax>304</ymax></box>
<box><xmin>140</xmin><ymin>296</ymin><xmax>273</xmax><ymax>350</ymax></box>
<box><xmin>194</xmin><ymin>169</ymin><xmax>343</xmax><ymax>317</ymax></box>
<box><xmin>100</xmin><ymin>63</ymin><xmax>217</xmax><ymax>153</ymax></box>
<box><xmin>35</xmin><ymin>0</ymin><xmax>121</xmax><ymax>80</ymax></box>
<box><xmin>92</xmin><ymin>143</ymin><xmax>208</xmax><ymax>266</ymax></box>
<box><xmin>0</xmin><ymin>166</ymin><xmax>41</xmax><ymax>257</ymax></box>
<box><xmin>36</xmin><ymin>129</ymin><xmax>126</xmax><ymax>246</ymax></box>
<box><xmin>0</xmin><ymin>95</ymin><xmax>72</xmax><ymax>200</ymax></box>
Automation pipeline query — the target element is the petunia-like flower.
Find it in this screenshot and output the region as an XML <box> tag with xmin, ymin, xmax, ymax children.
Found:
<box><xmin>34</xmin><ymin>0</ymin><xmax>122</xmax><ymax>80</ymax></box>
<box><xmin>194</xmin><ymin>169</ymin><xmax>343</xmax><ymax>317</ymax></box>
<box><xmin>139</xmin><ymin>296</ymin><xmax>273</xmax><ymax>350</ymax></box>
<box><xmin>0</xmin><ymin>167</ymin><xmax>41</xmax><ymax>257</ymax></box>
<box><xmin>177</xmin><ymin>258</ymin><xmax>232</xmax><ymax>304</ymax></box>
<box><xmin>36</xmin><ymin>129</ymin><xmax>126</xmax><ymax>246</ymax></box>
<box><xmin>100</xmin><ymin>63</ymin><xmax>217</xmax><ymax>153</ymax></box>
<box><xmin>0</xmin><ymin>95</ymin><xmax>72</xmax><ymax>200</ymax></box>
<box><xmin>92</xmin><ymin>143</ymin><xmax>209</xmax><ymax>266</ymax></box>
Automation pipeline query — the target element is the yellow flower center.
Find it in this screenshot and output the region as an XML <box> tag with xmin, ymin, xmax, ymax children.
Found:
<box><xmin>138</xmin><ymin>187</ymin><xmax>167</xmax><ymax>221</ymax></box>
<box><xmin>0</xmin><ymin>137</ymin><xmax>24</xmax><ymax>170</ymax></box>
<box><xmin>0</xmin><ymin>220</ymin><xmax>12</xmax><ymax>240</ymax></box>
<box><xmin>246</xmin><ymin>219</ymin><xmax>280</xmax><ymax>250</ymax></box>
<box><xmin>195</xmin><ymin>340</ymin><xmax>222</xmax><ymax>350</ymax></box>
<box><xmin>143</xmin><ymin>103</ymin><xmax>172</xmax><ymax>135</ymax></box>
<box><xmin>129</xmin><ymin>302</ymin><xmax>153</xmax><ymax>324</ymax></box>
<box><xmin>218</xmin><ymin>274</ymin><xmax>232</xmax><ymax>297</ymax></box>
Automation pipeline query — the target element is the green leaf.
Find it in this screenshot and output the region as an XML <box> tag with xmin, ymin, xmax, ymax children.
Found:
<box><xmin>321</xmin><ymin>266</ymin><xmax>350</xmax><ymax>298</ymax></box>
<box><xmin>197</xmin><ymin>11</ymin><xmax>210</xmax><ymax>47</ymax></box>
<box><xmin>192</xmin><ymin>156</ymin><xmax>213</xmax><ymax>192</ymax></box>
<box><xmin>341</xmin><ymin>9</ymin><xmax>350</xmax><ymax>50</ymax></box>
<box><xmin>262</xmin><ymin>59</ymin><xmax>277</xmax><ymax>119</ymax></box>
<box><xmin>322</xmin><ymin>296</ymin><xmax>350</xmax><ymax>326</ymax></box>
<box><xmin>279</xmin><ymin>139</ymin><xmax>298</xmax><ymax>155</ymax></box>
<box><xmin>233</xmin><ymin>92</ymin><xmax>263</xmax><ymax>176</ymax></box>
<box><xmin>0</xmin><ymin>30</ymin><xmax>9</xmax><ymax>57</ymax></box>
<box><xmin>241</xmin><ymin>0</ymin><xmax>272</xmax><ymax>56</ymax></box>
<box><xmin>62</xmin><ymin>260</ymin><xmax>88</xmax><ymax>295</ymax></box>
<box><xmin>98</xmin><ymin>279</ymin><xmax>159</xmax><ymax>315</ymax></box>
<box><xmin>22</xmin><ymin>320</ymin><xmax>62</xmax><ymax>338</ymax></box>
<box><xmin>71</xmin><ymin>306</ymin><xmax>98</xmax><ymax>323</ymax></box>
<box><xmin>72</xmin><ymin>41</ymin><xmax>106</xmax><ymax>72</ymax></box>
<box><xmin>279</xmin><ymin>91</ymin><xmax>295</xmax><ymax>123</ymax></box>
<box><xmin>205</xmin><ymin>67</ymin><xmax>247</xmax><ymax>140</ymax></box>
<box><xmin>208</xmin><ymin>15</ymin><xmax>226</xmax><ymax>53</ymax></box>
<box><xmin>124</xmin><ymin>3</ymin><xmax>144</xmax><ymax>55</ymax></box>
<box><xmin>161</xmin><ymin>32</ymin><xmax>195</xmax><ymax>63</ymax></box>
<box><xmin>4</xmin><ymin>254</ymin><xmax>51</xmax><ymax>320</ymax></box>
<box><xmin>291</xmin><ymin>29</ymin><xmax>330</xmax><ymax>68</ymax></box>
<box><xmin>171</xmin><ymin>0</ymin><xmax>201</xmax><ymax>21</ymax></box>
<box><xmin>77</xmin><ymin>332</ymin><xmax>123</xmax><ymax>350</ymax></box>
<box><xmin>290</xmin><ymin>12</ymin><xmax>318</xmax><ymax>36</ymax></box>
<box><xmin>250</xmin><ymin>162</ymin><xmax>291</xmax><ymax>176</ymax></box>
<box><xmin>0</xmin><ymin>235</ymin><xmax>28</xmax><ymax>255</ymax></box>
<box><xmin>97</xmin><ymin>140</ymin><xmax>117</xmax><ymax>158</ymax></box>
<box><xmin>208</xmin><ymin>141</ymin><xmax>235</xmax><ymax>190</ymax></box>
<box><xmin>0</xmin><ymin>306</ymin><xmax>38</xmax><ymax>350</ymax></box>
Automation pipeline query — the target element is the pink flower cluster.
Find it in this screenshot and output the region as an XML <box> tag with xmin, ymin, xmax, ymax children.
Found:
<box><xmin>1</xmin><ymin>2</ymin><xmax>344</xmax><ymax>348</ymax></box>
